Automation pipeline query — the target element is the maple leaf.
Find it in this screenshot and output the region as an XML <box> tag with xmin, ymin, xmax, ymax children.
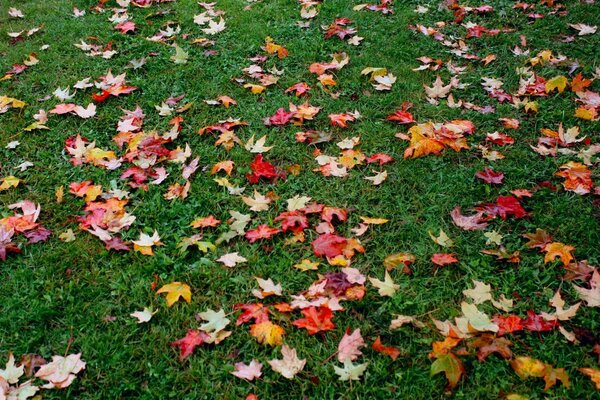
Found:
<box><xmin>543</xmin><ymin>242</ymin><xmax>575</xmax><ymax>266</ymax></box>
<box><xmin>0</xmin><ymin>226</ymin><xmax>20</xmax><ymax>261</ymax></box>
<box><xmin>130</xmin><ymin>307</ymin><xmax>156</xmax><ymax>323</ymax></box>
<box><xmin>217</xmin><ymin>252</ymin><xmax>247</xmax><ymax>268</ymax></box>
<box><xmin>35</xmin><ymin>353</ymin><xmax>86</xmax><ymax>389</ymax></box>
<box><xmin>0</xmin><ymin>353</ymin><xmax>24</xmax><ymax>384</ymax></box>
<box><xmin>463</xmin><ymin>280</ymin><xmax>492</xmax><ymax>304</ymax></box>
<box><xmin>312</xmin><ymin>233</ymin><xmax>347</xmax><ymax>258</ymax></box>
<box><xmin>171</xmin><ymin>330</ymin><xmax>209</xmax><ymax>360</ymax></box>
<box><xmin>569</xmin><ymin>23</ymin><xmax>597</xmax><ymax>36</ymax></box>
<box><xmin>469</xmin><ymin>334</ymin><xmax>512</xmax><ymax>362</ymax></box>
<box><xmin>74</xmin><ymin>103</ymin><xmax>97</xmax><ymax>119</ymax></box>
<box><xmin>250</xmin><ymin>321</ymin><xmax>284</xmax><ymax>346</ymax></box>
<box><xmin>493</xmin><ymin>315</ymin><xmax>524</xmax><ymax>336</ymax></box>
<box><xmin>0</xmin><ymin>175</ymin><xmax>21</xmax><ymax>191</ymax></box>
<box><xmin>523</xmin><ymin>310</ymin><xmax>557</xmax><ymax>332</ymax></box>
<box><xmin>580</xmin><ymin>368</ymin><xmax>600</xmax><ymax>390</ymax></box>
<box><xmin>234</xmin><ymin>303</ymin><xmax>269</xmax><ymax>326</ymax></box>
<box><xmin>574</xmin><ymin>269</ymin><xmax>600</xmax><ymax>307</ymax></box>
<box><xmin>268</xmin><ymin>345</ymin><xmax>306</xmax><ymax>379</ymax></box>
<box><xmin>545</xmin><ymin>75</ymin><xmax>568</xmax><ymax>93</ymax></box>
<box><xmin>245</xmin><ymin>224</ymin><xmax>281</xmax><ymax>243</ymax></box>
<box><xmin>511</xmin><ymin>356</ymin><xmax>546</xmax><ymax>379</ymax></box>
<box><xmin>511</xmin><ymin>357</ymin><xmax>570</xmax><ymax>391</ymax></box>
<box><xmin>338</xmin><ymin>328</ymin><xmax>365</xmax><ymax>362</ymax></box>
<box><xmin>157</xmin><ymin>282</ymin><xmax>192</xmax><ymax>307</ymax></box>
<box><xmin>329</xmin><ymin>113</ymin><xmax>356</xmax><ymax>128</ymax></box>
<box><xmin>246</xmin><ymin>155</ymin><xmax>285</xmax><ymax>183</ymax></box>
<box><xmin>242</xmin><ymin>190</ymin><xmax>271</xmax><ymax>212</ymax></box>
<box><xmin>190</xmin><ymin>215</ymin><xmax>221</xmax><ymax>229</ymax></box>
<box><xmin>478</xmin><ymin>196</ymin><xmax>527</xmax><ymax>219</ymax></box>
<box><xmin>333</xmin><ymin>360</ymin><xmax>368</xmax><ymax>381</ymax></box>
<box><xmin>274</xmin><ymin>211</ymin><xmax>309</xmax><ymax>233</ymax></box>
<box><xmin>383</xmin><ymin>252</ymin><xmax>416</xmax><ymax>271</ymax></box>
<box><xmin>431</xmin><ymin>253</ymin><xmax>458</xmax><ymax>266</ymax></box>
<box><xmin>461</xmin><ymin>302</ymin><xmax>498</xmax><ymax>332</ymax></box>
<box><xmin>132</xmin><ymin>230</ymin><xmax>163</xmax><ymax>255</ymax></box>
<box><xmin>387</xmin><ymin>110</ymin><xmax>415</xmax><ymax>124</ymax></box>
<box><xmin>231</xmin><ymin>360</ymin><xmax>262</xmax><ymax>381</ymax></box>
<box><xmin>369</xmin><ymin>271</ymin><xmax>399</xmax><ymax>297</ymax></box>
<box><xmin>265</xmin><ymin>108</ymin><xmax>294</xmax><ymax>126</ymax></box>
<box><xmin>475</xmin><ymin>167</ymin><xmax>504</xmax><ymax>184</ymax></box>
<box><xmin>116</xmin><ymin>20</ymin><xmax>136</xmax><ymax>34</ymax></box>
<box><xmin>424</xmin><ymin>76</ymin><xmax>452</xmax><ymax>99</ymax></box>
<box><xmin>523</xmin><ymin>228</ymin><xmax>552</xmax><ymax>249</ymax></box>
<box><xmin>292</xmin><ymin>306</ymin><xmax>336</xmax><ymax>335</ymax></box>
<box><xmin>403</xmin><ymin>127</ymin><xmax>445</xmax><ymax>159</ymax></box>
<box><xmin>252</xmin><ymin>277</ymin><xmax>282</xmax><ymax>299</ymax></box>
<box><xmin>372</xmin><ymin>337</ymin><xmax>401</xmax><ymax>360</ymax></box>
<box><xmin>430</xmin><ymin>353</ymin><xmax>464</xmax><ymax>390</ymax></box>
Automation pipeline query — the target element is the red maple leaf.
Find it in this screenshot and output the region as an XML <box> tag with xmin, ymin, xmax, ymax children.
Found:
<box><xmin>478</xmin><ymin>196</ymin><xmax>527</xmax><ymax>219</ymax></box>
<box><xmin>523</xmin><ymin>310</ymin><xmax>558</xmax><ymax>332</ymax></box>
<box><xmin>92</xmin><ymin>90</ymin><xmax>111</xmax><ymax>103</ymax></box>
<box><xmin>386</xmin><ymin>110</ymin><xmax>415</xmax><ymax>124</ymax></box>
<box><xmin>171</xmin><ymin>329</ymin><xmax>209</xmax><ymax>360</ymax></box>
<box><xmin>366</xmin><ymin>153</ymin><xmax>394</xmax><ymax>165</ymax></box>
<box><xmin>245</xmin><ymin>224</ymin><xmax>281</xmax><ymax>243</ymax></box>
<box><xmin>292</xmin><ymin>306</ymin><xmax>336</xmax><ymax>335</ymax></box>
<box><xmin>493</xmin><ymin>315</ymin><xmax>524</xmax><ymax>336</ymax></box>
<box><xmin>274</xmin><ymin>211</ymin><xmax>309</xmax><ymax>233</ymax></box>
<box><xmin>264</xmin><ymin>108</ymin><xmax>294</xmax><ymax>126</ymax></box>
<box><xmin>311</xmin><ymin>233</ymin><xmax>347</xmax><ymax>258</ymax></box>
<box><xmin>431</xmin><ymin>253</ymin><xmax>458</xmax><ymax>266</ymax></box>
<box><xmin>475</xmin><ymin>168</ymin><xmax>504</xmax><ymax>185</ymax></box>
<box><xmin>234</xmin><ymin>303</ymin><xmax>270</xmax><ymax>326</ymax></box>
<box><xmin>246</xmin><ymin>155</ymin><xmax>285</xmax><ymax>184</ymax></box>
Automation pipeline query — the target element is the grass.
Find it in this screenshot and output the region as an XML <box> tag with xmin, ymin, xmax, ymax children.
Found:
<box><xmin>1</xmin><ymin>0</ymin><xmax>599</xmax><ymax>398</ymax></box>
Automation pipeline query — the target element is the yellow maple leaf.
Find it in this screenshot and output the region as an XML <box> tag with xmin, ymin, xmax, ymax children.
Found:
<box><xmin>157</xmin><ymin>282</ymin><xmax>192</xmax><ymax>307</ymax></box>
<box><xmin>250</xmin><ymin>321</ymin><xmax>284</xmax><ymax>346</ymax></box>
<box><xmin>0</xmin><ymin>176</ymin><xmax>20</xmax><ymax>191</ymax></box>
<box><xmin>543</xmin><ymin>242</ymin><xmax>575</xmax><ymax>266</ymax></box>
<box><xmin>545</xmin><ymin>76</ymin><xmax>568</xmax><ymax>93</ymax></box>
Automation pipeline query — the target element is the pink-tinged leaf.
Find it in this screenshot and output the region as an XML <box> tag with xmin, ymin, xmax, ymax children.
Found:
<box><xmin>116</xmin><ymin>20</ymin><xmax>136</xmax><ymax>34</ymax></box>
<box><xmin>171</xmin><ymin>329</ymin><xmax>209</xmax><ymax>360</ymax></box>
<box><xmin>103</xmin><ymin>237</ymin><xmax>130</xmax><ymax>251</ymax></box>
<box><xmin>182</xmin><ymin>157</ymin><xmax>200</xmax><ymax>180</ymax></box>
<box><xmin>475</xmin><ymin>167</ymin><xmax>504</xmax><ymax>184</ymax></box>
<box><xmin>74</xmin><ymin>103</ymin><xmax>97</xmax><ymax>119</ymax></box>
<box><xmin>264</xmin><ymin>108</ymin><xmax>294</xmax><ymax>126</ymax></box>
<box><xmin>50</xmin><ymin>103</ymin><xmax>77</xmax><ymax>114</ymax></box>
<box><xmin>338</xmin><ymin>328</ymin><xmax>365</xmax><ymax>362</ymax></box>
<box><xmin>231</xmin><ymin>360</ymin><xmax>263</xmax><ymax>380</ymax></box>
<box><xmin>0</xmin><ymin>226</ymin><xmax>20</xmax><ymax>261</ymax></box>
<box><xmin>24</xmin><ymin>226</ymin><xmax>51</xmax><ymax>244</ymax></box>
<box><xmin>450</xmin><ymin>207</ymin><xmax>489</xmax><ymax>231</ymax></box>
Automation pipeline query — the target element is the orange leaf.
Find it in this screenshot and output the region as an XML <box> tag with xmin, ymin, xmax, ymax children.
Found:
<box><xmin>372</xmin><ymin>337</ymin><xmax>401</xmax><ymax>360</ymax></box>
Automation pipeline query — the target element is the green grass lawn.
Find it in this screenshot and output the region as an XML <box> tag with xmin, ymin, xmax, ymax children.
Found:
<box><xmin>1</xmin><ymin>0</ymin><xmax>599</xmax><ymax>398</ymax></box>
